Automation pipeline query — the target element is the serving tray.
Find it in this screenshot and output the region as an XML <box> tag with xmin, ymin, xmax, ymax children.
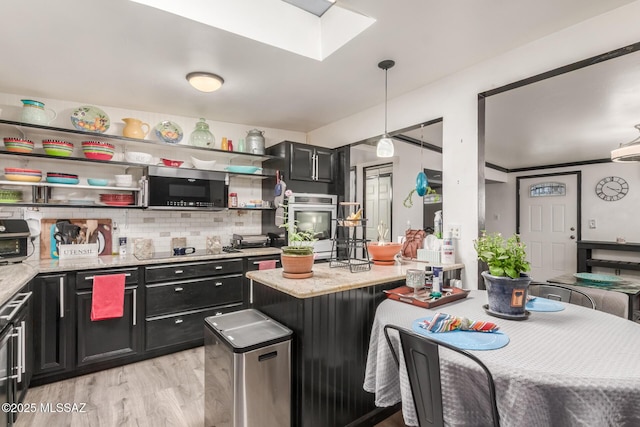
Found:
<box><xmin>384</xmin><ymin>286</ymin><xmax>469</xmax><ymax>309</ymax></box>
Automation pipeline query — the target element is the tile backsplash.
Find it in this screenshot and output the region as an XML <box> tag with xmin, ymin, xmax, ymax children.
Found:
<box><xmin>3</xmin><ymin>206</ymin><xmax>264</xmax><ymax>259</ymax></box>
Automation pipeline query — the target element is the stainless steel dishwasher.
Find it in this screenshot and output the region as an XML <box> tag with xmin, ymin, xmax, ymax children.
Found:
<box><xmin>204</xmin><ymin>309</ymin><xmax>292</xmax><ymax>427</ymax></box>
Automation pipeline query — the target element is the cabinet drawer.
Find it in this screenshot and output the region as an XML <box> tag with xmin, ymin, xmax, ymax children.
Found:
<box><xmin>146</xmin><ymin>274</ymin><xmax>243</xmax><ymax>317</ymax></box>
<box><xmin>76</xmin><ymin>268</ymin><xmax>139</xmax><ymax>290</ymax></box>
<box><xmin>145</xmin><ymin>305</ymin><xmax>240</xmax><ymax>351</ymax></box>
<box><xmin>245</xmin><ymin>255</ymin><xmax>282</xmax><ymax>272</ymax></box>
<box><xmin>145</xmin><ymin>259</ymin><xmax>243</xmax><ymax>283</ymax></box>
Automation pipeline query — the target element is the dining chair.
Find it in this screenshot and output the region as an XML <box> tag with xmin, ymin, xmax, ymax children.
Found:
<box><xmin>383</xmin><ymin>325</ymin><xmax>500</xmax><ymax>427</ymax></box>
<box><xmin>529</xmin><ymin>283</ymin><xmax>596</xmax><ymax>309</ymax></box>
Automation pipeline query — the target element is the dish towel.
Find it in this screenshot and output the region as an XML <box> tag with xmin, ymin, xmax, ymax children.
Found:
<box><xmin>258</xmin><ymin>260</ymin><xmax>277</xmax><ymax>270</ymax></box>
<box><xmin>91</xmin><ymin>273</ymin><xmax>126</xmax><ymax>321</ymax></box>
<box><xmin>418</xmin><ymin>312</ymin><xmax>499</xmax><ymax>333</ymax></box>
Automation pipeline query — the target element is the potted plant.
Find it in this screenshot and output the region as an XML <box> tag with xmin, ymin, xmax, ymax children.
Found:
<box><xmin>474</xmin><ymin>231</ymin><xmax>532</xmax><ymax>318</ymax></box>
<box><xmin>279</xmin><ymin>190</ymin><xmax>317</xmax><ymax>278</ymax></box>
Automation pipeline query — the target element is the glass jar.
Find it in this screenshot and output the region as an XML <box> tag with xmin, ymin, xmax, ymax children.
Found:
<box><xmin>189</xmin><ymin>118</ymin><xmax>215</xmax><ymax>148</ymax></box>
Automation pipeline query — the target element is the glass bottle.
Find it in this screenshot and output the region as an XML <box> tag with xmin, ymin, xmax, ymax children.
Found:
<box><xmin>228</xmin><ymin>140</ymin><xmax>233</xmax><ymax>151</ymax></box>
<box><xmin>189</xmin><ymin>118</ymin><xmax>215</xmax><ymax>148</ymax></box>
<box><xmin>237</xmin><ymin>138</ymin><xmax>246</xmax><ymax>153</ymax></box>
<box><xmin>221</xmin><ymin>137</ymin><xmax>228</xmax><ymax>151</ymax></box>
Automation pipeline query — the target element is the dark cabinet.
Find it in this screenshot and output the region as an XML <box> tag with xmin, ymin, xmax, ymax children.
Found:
<box><xmin>12</xmin><ymin>285</ymin><xmax>32</xmax><ymax>412</ymax></box>
<box><xmin>75</xmin><ymin>267</ymin><xmax>141</xmax><ymax>368</ymax></box>
<box><xmin>290</xmin><ymin>143</ymin><xmax>334</xmax><ymax>183</ymax></box>
<box><xmin>32</xmin><ymin>273</ymin><xmax>71</xmax><ymax>378</ymax></box>
<box><xmin>144</xmin><ymin>259</ymin><xmax>244</xmax><ymax>351</ymax></box>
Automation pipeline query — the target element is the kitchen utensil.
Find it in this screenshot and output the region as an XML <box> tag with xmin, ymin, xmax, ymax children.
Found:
<box><xmin>70</xmin><ymin>105</ymin><xmax>110</xmax><ymax>133</ymax></box>
<box><xmin>21</xmin><ymin>99</ymin><xmax>57</xmax><ymax>125</ymax></box>
<box><xmin>122</xmin><ymin>118</ymin><xmax>150</xmax><ymax>139</ymax></box>
<box><xmin>154</xmin><ymin>120</ymin><xmax>183</xmax><ymax>143</ymax></box>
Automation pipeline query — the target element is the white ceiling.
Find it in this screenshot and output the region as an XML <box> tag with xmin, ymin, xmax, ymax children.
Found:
<box><xmin>0</xmin><ymin>0</ymin><xmax>636</xmax><ymax>162</ymax></box>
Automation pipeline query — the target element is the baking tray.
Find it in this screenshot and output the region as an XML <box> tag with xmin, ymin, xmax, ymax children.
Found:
<box><xmin>384</xmin><ymin>286</ymin><xmax>470</xmax><ymax>309</ymax></box>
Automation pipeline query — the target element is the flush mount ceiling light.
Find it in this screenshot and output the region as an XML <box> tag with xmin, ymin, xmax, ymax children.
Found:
<box><xmin>186</xmin><ymin>72</ymin><xmax>224</xmax><ymax>93</ymax></box>
<box><xmin>611</xmin><ymin>124</ymin><xmax>640</xmax><ymax>162</ymax></box>
<box><xmin>281</xmin><ymin>0</ymin><xmax>335</xmax><ymax>17</ymax></box>
<box><xmin>377</xmin><ymin>59</ymin><xmax>395</xmax><ymax>158</ymax></box>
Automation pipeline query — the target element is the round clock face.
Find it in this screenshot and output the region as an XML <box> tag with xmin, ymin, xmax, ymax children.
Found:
<box><xmin>595</xmin><ymin>176</ymin><xmax>629</xmax><ymax>201</ymax></box>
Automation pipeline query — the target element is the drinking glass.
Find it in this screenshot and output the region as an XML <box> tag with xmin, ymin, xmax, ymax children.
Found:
<box><xmin>406</xmin><ymin>269</ymin><xmax>425</xmax><ymax>298</ymax></box>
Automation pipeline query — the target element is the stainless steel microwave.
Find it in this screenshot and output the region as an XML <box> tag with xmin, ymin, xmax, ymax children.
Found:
<box><xmin>145</xmin><ymin>166</ymin><xmax>228</xmax><ymax>210</ymax></box>
<box><xmin>0</xmin><ymin>219</ymin><xmax>30</xmax><ymax>263</ymax></box>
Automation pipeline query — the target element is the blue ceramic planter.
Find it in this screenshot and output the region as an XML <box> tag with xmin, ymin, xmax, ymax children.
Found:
<box><xmin>482</xmin><ymin>271</ymin><xmax>532</xmax><ymax>316</ymax></box>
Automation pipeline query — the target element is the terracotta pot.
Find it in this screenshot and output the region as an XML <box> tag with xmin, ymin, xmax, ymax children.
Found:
<box><xmin>481</xmin><ymin>271</ymin><xmax>532</xmax><ymax>317</ymax></box>
<box><xmin>281</xmin><ymin>252</ymin><xmax>314</xmax><ymax>276</ymax></box>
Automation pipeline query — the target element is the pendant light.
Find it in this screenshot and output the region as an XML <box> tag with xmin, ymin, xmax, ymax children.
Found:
<box><xmin>376</xmin><ymin>60</ymin><xmax>395</xmax><ymax>158</ymax></box>
<box><xmin>415</xmin><ymin>124</ymin><xmax>429</xmax><ymax>196</ymax></box>
<box><xmin>611</xmin><ymin>124</ymin><xmax>640</xmax><ymax>162</ymax></box>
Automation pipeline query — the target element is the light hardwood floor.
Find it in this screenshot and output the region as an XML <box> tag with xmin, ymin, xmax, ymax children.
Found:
<box><xmin>17</xmin><ymin>347</ymin><xmax>405</xmax><ymax>427</ymax></box>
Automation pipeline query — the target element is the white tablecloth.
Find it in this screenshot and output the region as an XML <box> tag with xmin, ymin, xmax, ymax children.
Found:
<box><xmin>364</xmin><ymin>291</ymin><xmax>640</xmax><ymax>427</ymax></box>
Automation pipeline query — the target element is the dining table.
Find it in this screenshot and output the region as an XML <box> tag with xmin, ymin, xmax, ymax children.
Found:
<box><xmin>364</xmin><ymin>290</ymin><xmax>640</xmax><ymax>427</ymax></box>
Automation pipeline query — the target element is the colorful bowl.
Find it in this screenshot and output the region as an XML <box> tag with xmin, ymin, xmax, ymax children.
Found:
<box><xmin>3</xmin><ymin>138</ymin><xmax>34</xmax><ymax>153</ymax></box>
<box><xmin>161</xmin><ymin>158</ymin><xmax>183</xmax><ymax>168</ymax></box>
<box><xmin>367</xmin><ymin>242</ymin><xmax>403</xmax><ymax>264</ymax></box>
<box><xmin>4</xmin><ymin>167</ymin><xmax>42</xmax><ymax>182</ymax></box>
<box><xmin>42</xmin><ymin>139</ymin><xmax>74</xmax><ymax>157</ymax></box>
<box><xmin>87</xmin><ymin>178</ymin><xmax>109</xmax><ymax>186</ymax></box>
<box><xmin>46</xmin><ymin>176</ymin><xmax>79</xmax><ymax>185</ymax></box>
<box><xmin>81</xmin><ymin>141</ymin><xmax>115</xmax><ymax>160</ymax></box>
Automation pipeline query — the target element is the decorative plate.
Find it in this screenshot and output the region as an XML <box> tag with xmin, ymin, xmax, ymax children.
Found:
<box><xmin>154</xmin><ymin>121</ymin><xmax>183</xmax><ymax>144</ymax></box>
<box><xmin>46</xmin><ymin>177</ymin><xmax>79</xmax><ymax>185</ymax></box>
<box><xmin>70</xmin><ymin>106</ymin><xmax>110</xmax><ymax>133</ymax></box>
<box><xmin>525</xmin><ymin>297</ymin><xmax>565</xmax><ymax>312</ymax></box>
<box><xmin>573</xmin><ymin>272</ymin><xmax>623</xmax><ymax>283</ymax></box>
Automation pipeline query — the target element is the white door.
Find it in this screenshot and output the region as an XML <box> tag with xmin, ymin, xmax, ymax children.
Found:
<box><xmin>518</xmin><ymin>174</ymin><xmax>578</xmax><ymax>282</ymax></box>
<box><xmin>364</xmin><ymin>166</ymin><xmax>393</xmax><ymax>242</ymax></box>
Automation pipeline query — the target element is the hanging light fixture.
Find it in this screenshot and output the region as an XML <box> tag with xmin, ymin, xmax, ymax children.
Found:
<box><xmin>612</xmin><ymin>124</ymin><xmax>640</xmax><ymax>162</ymax></box>
<box><xmin>186</xmin><ymin>72</ymin><xmax>225</xmax><ymax>92</ymax></box>
<box><xmin>376</xmin><ymin>60</ymin><xmax>395</xmax><ymax>158</ymax></box>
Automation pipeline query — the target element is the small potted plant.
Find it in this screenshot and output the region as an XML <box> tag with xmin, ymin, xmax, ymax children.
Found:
<box><xmin>279</xmin><ymin>190</ymin><xmax>317</xmax><ymax>278</ymax></box>
<box><xmin>474</xmin><ymin>231</ymin><xmax>532</xmax><ymax>318</ymax></box>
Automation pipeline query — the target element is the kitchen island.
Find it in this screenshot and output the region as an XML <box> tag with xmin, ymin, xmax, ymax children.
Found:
<box><xmin>246</xmin><ymin>261</ymin><xmax>464</xmax><ymax>427</ymax></box>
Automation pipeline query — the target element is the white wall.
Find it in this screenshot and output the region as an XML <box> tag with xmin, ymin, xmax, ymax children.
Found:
<box><xmin>309</xmin><ymin>1</ymin><xmax>640</xmax><ymax>288</ymax></box>
<box><xmin>486</xmin><ymin>162</ymin><xmax>640</xmax><ymax>243</ymax></box>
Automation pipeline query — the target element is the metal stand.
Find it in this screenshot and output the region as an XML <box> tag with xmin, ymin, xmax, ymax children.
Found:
<box><xmin>329</xmin><ymin>217</ymin><xmax>371</xmax><ymax>273</ymax></box>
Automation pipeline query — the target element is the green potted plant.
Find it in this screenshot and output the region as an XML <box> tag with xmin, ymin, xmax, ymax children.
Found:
<box><xmin>278</xmin><ymin>190</ymin><xmax>317</xmax><ymax>278</ymax></box>
<box><xmin>474</xmin><ymin>231</ymin><xmax>532</xmax><ymax>318</ymax></box>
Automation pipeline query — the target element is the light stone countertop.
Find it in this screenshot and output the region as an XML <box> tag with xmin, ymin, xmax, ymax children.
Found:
<box><xmin>0</xmin><ymin>247</ymin><xmax>282</xmax><ymax>307</ymax></box>
<box><xmin>246</xmin><ymin>262</ymin><xmax>465</xmax><ymax>299</ymax></box>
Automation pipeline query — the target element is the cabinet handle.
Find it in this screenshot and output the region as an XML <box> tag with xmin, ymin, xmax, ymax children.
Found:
<box><xmin>175</xmin><ymin>269</ymin><xmax>184</xmax><ymax>274</ymax></box>
<box><xmin>215</xmin><ymin>266</ymin><xmax>223</xmax><ymax>270</ymax></box>
<box><xmin>174</xmin><ymin>318</ymin><xmax>183</xmax><ymax>324</ymax></box>
<box><xmin>20</xmin><ymin>320</ymin><xmax>26</xmax><ymax>375</ymax></box>
<box><xmin>132</xmin><ymin>289</ymin><xmax>137</xmax><ymax>327</ymax></box>
<box><xmin>315</xmin><ymin>154</ymin><xmax>319</xmax><ymax>180</ymax></box>
<box><xmin>14</xmin><ymin>325</ymin><xmax>22</xmax><ymax>384</ymax></box>
<box><xmin>174</xmin><ymin>287</ymin><xmax>184</xmax><ymax>292</ymax></box>
<box><xmin>59</xmin><ymin>277</ymin><xmax>65</xmax><ymax>318</ymax></box>
<box><xmin>312</xmin><ymin>154</ymin><xmax>317</xmax><ymax>180</ymax></box>
<box><xmin>85</xmin><ymin>273</ymin><xmax>131</xmax><ymax>281</ymax></box>
<box><xmin>215</xmin><ymin>282</ymin><xmax>223</xmax><ymax>287</ymax></box>
<box><xmin>252</xmin><ymin>260</ymin><xmax>281</xmax><ymax>265</ymax></box>
<box><xmin>215</xmin><ymin>312</ymin><xmax>223</xmax><ymax>316</ymax></box>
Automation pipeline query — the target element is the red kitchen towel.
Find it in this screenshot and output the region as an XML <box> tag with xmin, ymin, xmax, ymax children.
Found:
<box><xmin>90</xmin><ymin>274</ymin><xmax>126</xmax><ymax>321</ymax></box>
<box><xmin>258</xmin><ymin>260</ymin><xmax>277</xmax><ymax>270</ymax></box>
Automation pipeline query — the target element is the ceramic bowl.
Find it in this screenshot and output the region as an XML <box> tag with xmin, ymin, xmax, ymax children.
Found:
<box><xmin>161</xmin><ymin>158</ymin><xmax>183</xmax><ymax>168</ymax></box>
<box><xmin>115</xmin><ymin>174</ymin><xmax>133</xmax><ymax>187</ymax></box>
<box><xmin>87</xmin><ymin>178</ymin><xmax>109</xmax><ymax>186</ymax></box>
<box><xmin>124</xmin><ymin>151</ymin><xmax>153</xmax><ymax>164</ymax></box>
<box><xmin>366</xmin><ymin>242</ymin><xmax>403</xmax><ymax>263</ymax></box>
<box><xmin>81</xmin><ymin>141</ymin><xmax>115</xmax><ymax>161</ymax></box>
<box><xmin>190</xmin><ymin>156</ymin><xmax>217</xmax><ymax>170</ymax></box>
<box><xmin>42</xmin><ymin>139</ymin><xmax>74</xmax><ymax>157</ymax></box>
<box><xmin>3</xmin><ymin>137</ymin><xmax>34</xmax><ymax>153</ymax></box>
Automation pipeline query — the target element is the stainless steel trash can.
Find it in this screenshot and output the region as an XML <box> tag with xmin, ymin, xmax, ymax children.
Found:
<box><xmin>204</xmin><ymin>309</ymin><xmax>292</xmax><ymax>427</ymax></box>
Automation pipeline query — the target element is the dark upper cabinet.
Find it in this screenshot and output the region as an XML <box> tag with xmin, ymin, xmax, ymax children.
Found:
<box><xmin>290</xmin><ymin>143</ymin><xmax>334</xmax><ymax>183</ymax></box>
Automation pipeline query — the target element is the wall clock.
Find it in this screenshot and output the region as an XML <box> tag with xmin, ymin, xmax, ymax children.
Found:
<box><xmin>595</xmin><ymin>176</ymin><xmax>629</xmax><ymax>201</ymax></box>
